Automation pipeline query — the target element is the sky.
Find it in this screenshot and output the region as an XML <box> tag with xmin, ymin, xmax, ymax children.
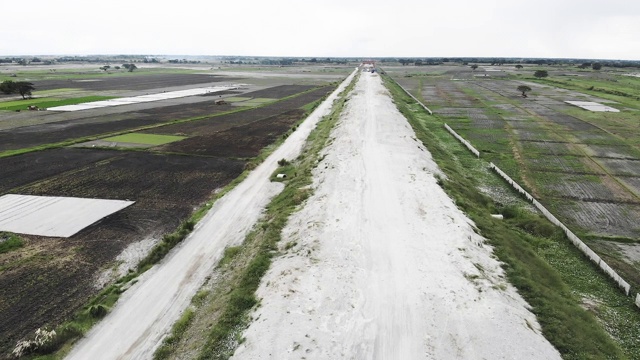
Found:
<box><xmin>2</xmin><ymin>0</ymin><xmax>639</xmax><ymax>60</ymax></box>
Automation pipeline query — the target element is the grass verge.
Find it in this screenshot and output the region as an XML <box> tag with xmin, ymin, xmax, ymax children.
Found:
<box><xmin>383</xmin><ymin>73</ymin><xmax>640</xmax><ymax>359</ymax></box>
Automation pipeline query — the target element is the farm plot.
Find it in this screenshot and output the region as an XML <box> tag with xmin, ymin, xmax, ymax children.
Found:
<box><xmin>572</xmin><ymin>131</ymin><xmax>631</xmax><ymax>145</ymax></box>
<box><xmin>532</xmin><ymin>173</ymin><xmax>637</xmax><ymax>203</ymax></box>
<box><xmin>145</xmin><ymin>86</ymin><xmax>331</xmax><ymax>137</ymax></box>
<box><xmin>525</xmin><ymin>155</ymin><xmax>600</xmax><ymax>174</ymax></box>
<box><xmin>0</xmin><ymin>88</ymin><xmax>292</xmax><ymax>151</ymax></box>
<box><xmin>597</xmin><ymin>158</ymin><xmax>640</xmax><ymax>176</ymax></box>
<box><xmin>156</xmin><ymin>109</ymin><xmax>305</xmax><ymax>157</ymax></box>
<box><xmin>0</xmin><ymin>80</ymin><xmax>336</xmax><ymax>355</ymax></box>
<box><xmin>389</xmin><ymin>68</ymin><xmax>640</xmax><ymax>294</ymax></box>
<box><xmin>235</xmin><ymin>84</ymin><xmax>316</xmax><ymax>98</ymax></box>
<box><xmin>520</xmin><ymin>140</ymin><xmax>578</xmax><ymax>156</ymax></box>
<box><xmin>512</xmin><ymin>128</ymin><xmax>566</xmax><ymax>142</ymax></box>
<box><xmin>583</xmin><ymin>144</ymin><xmax>640</xmax><ymax>159</ymax></box>
<box><xmin>76</xmin><ymin>133</ymin><xmax>186</xmax><ymax>149</ymax></box>
<box><xmin>0</xmin><ymin>152</ymin><xmax>245</xmax><ymax>354</ymax></box>
<box><xmin>0</xmin><ymin>113</ymin><xmax>164</xmax><ymax>151</ymax></box>
<box><xmin>556</xmin><ymin>200</ymin><xmax>640</xmax><ymax>238</ymax></box>
<box><xmin>33</xmin><ymin>73</ymin><xmax>240</xmax><ymax>92</ymax></box>
<box><xmin>0</xmin><ymin>148</ymin><xmax>120</xmax><ymax>194</ymax></box>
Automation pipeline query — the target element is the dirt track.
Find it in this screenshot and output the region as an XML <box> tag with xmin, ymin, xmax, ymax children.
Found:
<box><xmin>232</xmin><ymin>73</ymin><xmax>561</xmax><ymax>359</ymax></box>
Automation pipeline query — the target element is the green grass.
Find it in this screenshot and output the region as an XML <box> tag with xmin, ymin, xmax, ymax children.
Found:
<box><xmin>0</xmin><ymin>97</ymin><xmax>59</xmax><ymax>107</ymax></box>
<box><xmin>0</xmin><ymin>96</ymin><xmax>114</xmax><ymax>111</ymax></box>
<box><xmin>101</xmin><ymin>133</ymin><xmax>186</xmax><ymax>146</ymax></box>
<box><xmin>0</xmin><ymin>232</ymin><xmax>24</xmax><ymax>254</ymax></box>
<box><xmin>154</xmin><ymin>309</ymin><xmax>195</xmax><ymax>360</ymax></box>
<box><xmin>246</xmin><ymin>98</ymin><xmax>275</xmax><ymax>103</ymax></box>
<box><xmin>383</xmin><ymin>73</ymin><xmax>639</xmax><ymax>359</ymax></box>
<box><xmin>222</xmin><ymin>97</ymin><xmax>251</xmax><ymax>102</ymax></box>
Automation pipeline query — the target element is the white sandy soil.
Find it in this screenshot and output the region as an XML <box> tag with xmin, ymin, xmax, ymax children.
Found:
<box><xmin>232</xmin><ymin>73</ymin><xmax>561</xmax><ymax>360</ymax></box>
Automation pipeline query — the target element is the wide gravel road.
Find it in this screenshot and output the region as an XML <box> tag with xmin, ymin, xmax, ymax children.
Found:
<box><xmin>231</xmin><ymin>72</ymin><xmax>562</xmax><ymax>359</ymax></box>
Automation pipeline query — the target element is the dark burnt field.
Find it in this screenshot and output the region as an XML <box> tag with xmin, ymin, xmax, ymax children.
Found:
<box><xmin>0</xmin><ymin>77</ymin><xmax>337</xmax><ymax>356</ymax></box>
<box><xmin>0</xmin><ymin>148</ymin><xmax>119</xmax><ymax>193</ymax></box>
<box><xmin>34</xmin><ymin>73</ymin><xmax>240</xmax><ymax>91</ymax></box>
<box><xmin>158</xmin><ymin>109</ymin><xmax>306</xmax><ymax>157</ymax></box>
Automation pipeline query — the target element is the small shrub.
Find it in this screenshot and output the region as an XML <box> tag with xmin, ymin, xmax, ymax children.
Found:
<box><xmin>501</xmin><ymin>205</ymin><xmax>521</xmax><ymax>219</ymax></box>
<box><xmin>88</xmin><ymin>304</ymin><xmax>108</xmax><ymax>318</ymax></box>
<box><xmin>277</xmin><ymin>158</ymin><xmax>290</xmax><ymax>166</ymax></box>
<box><xmin>0</xmin><ymin>232</ymin><xmax>23</xmax><ymax>254</ymax></box>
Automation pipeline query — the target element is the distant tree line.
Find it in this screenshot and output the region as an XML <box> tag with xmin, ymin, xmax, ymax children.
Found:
<box><xmin>168</xmin><ymin>59</ymin><xmax>201</xmax><ymax>64</ymax></box>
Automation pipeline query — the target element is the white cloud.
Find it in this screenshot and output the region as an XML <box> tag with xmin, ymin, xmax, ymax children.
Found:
<box><xmin>1</xmin><ymin>0</ymin><xmax>638</xmax><ymax>59</ymax></box>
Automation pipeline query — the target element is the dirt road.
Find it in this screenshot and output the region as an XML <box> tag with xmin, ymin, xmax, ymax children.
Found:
<box><xmin>231</xmin><ymin>73</ymin><xmax>562</xmax><ymax>359</ymax></box>
<box><xmin>65</xmin><ymin>71</ymin><xmax>357</xmax><ymax>360</ymax></box>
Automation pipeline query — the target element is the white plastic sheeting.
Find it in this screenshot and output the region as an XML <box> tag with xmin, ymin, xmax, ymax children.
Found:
<box><xmin>565</xmin><ymin>101</ymin><xmax>620</xmax><ymax>112</ymax></box>
<box><xmin>0</xmin><ymin>194</ymin><xmax>134</xmax><ymax>237</ymax></box>
<box><xmin>47</xmin><ymin>85</ymin><xmax>239</xmax><ymax>112</ymax></box>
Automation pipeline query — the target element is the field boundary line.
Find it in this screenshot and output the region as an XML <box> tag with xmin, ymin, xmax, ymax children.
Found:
<box><xmin>391</xmin><ymin>76</ymin><xmax>433</xmax><ymax>115</ymax></box>
<box><xmin>444</xmin><ymin>124</ymin><xmax>480</xmax><ymax>158</ymax></box>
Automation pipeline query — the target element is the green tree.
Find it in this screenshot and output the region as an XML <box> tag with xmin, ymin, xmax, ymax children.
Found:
<box><xmin>534</xmin><ymin>70</ymin><xmax>548</xmax><ymax>78</ymax></box>
<box><xmin>15</xmin><ymin>82</ymin><xmax>35</xmax><ymax>99</ymax></box>
<box><xmin>0</xmin><ymin>80</ymin><xmax>15</xmax><ymax>94</ymax></box>
<box><xmin>515</xmin><ymin>64</ymin><xmax>523</xmax><ymax>69</ymax></box>
<box><xmin>127</xmin><ymin>63</ymin><xmax>137</xmax><ymax>72</ymax></box>
<box><xmin>592</xmin><ymin>62</ymin><xmax>602</xmax><ymax>70</ymax></box>
<box><xmin>0</xmin><ymin>80</ymin><xmax>35</xmax><ymax>98</ymax></box>
<box><xmin>470</xmin><ymin>64</ymin><xmax>478</xmax><ymax>70</ymax></box>
<box><xmin>517</xmin><ymin>85</ymin><xmax>532</xmax><ymax>97</ymax></box>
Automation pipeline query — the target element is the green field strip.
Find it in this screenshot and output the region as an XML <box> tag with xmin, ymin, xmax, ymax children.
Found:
<box><xmin>223</xmin><ymin>97</ymin><xmax>252</xmax><ymax>102</ymax></box>
<box><xmin>0</xmin><ymin>96</ymin><xmax>115</xmax><ymax>111</ymax></box>
<box><xmin>102</xmin><ymin>133</ymin><xmax>186</xmax><ymax>146</ymax></box>
<box><xmin>0</xmin><ymin>97</ymin><xmax>60</xmax><ymax>106</ymax></box>
<box><xmin>248</xmin><ymin>97</ymin><xmax>276</xmax><ymax>103</ymax></box>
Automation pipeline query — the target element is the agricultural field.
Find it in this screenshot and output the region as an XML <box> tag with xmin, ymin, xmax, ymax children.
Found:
<box><xmin>0</xmin><ymin>63</ymin><xmax>350</xmax><ymax>356</ymax></box>
<box><xmin>385</xmin><ymin>63</ymin><xmax>640</xmax><ymax>289</ymax></box>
